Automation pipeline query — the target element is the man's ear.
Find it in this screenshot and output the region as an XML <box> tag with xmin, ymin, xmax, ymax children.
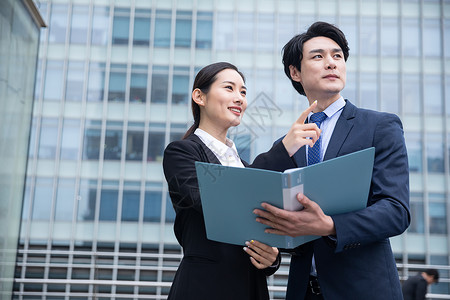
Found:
<box><xmin>192</xmin><ymin>88</ymin><xmax>206</xmax><ymax>106</ymax></box>
<box><xmin>289</xmin><ymin>65</ymin><xmax>302</xmax><ymax>83</ymax></box>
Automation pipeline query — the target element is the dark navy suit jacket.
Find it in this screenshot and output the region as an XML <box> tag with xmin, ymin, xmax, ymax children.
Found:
<box><xmin>284</xmin><ymin>100</ymin><xmax>410</xmax><ymax>300</ymax></box>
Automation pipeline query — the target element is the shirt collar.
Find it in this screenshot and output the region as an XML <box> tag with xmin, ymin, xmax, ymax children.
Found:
<box><xmin>194</xmin><ymin>128</ymin><xmax>240</xmax><ymax>158</ymax></box>
<box><xmin>308</xmin><ymin>96</ymin><xmax>346</xmax><ymax>120</ymax></box>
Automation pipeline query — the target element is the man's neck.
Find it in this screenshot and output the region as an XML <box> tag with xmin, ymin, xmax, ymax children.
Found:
<box><xmin>308</xmin><ymin>95</ymin><xmax>341</xmax><ymax>112</ymax></box>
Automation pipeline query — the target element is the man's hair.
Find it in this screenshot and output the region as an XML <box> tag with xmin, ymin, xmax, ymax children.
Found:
<box><xmin>282</xmin><ymin>21</ymin><xmax>350</xmax><ymax>96</ymax></box>
<box><xmin>424</xmin><ymin>268</ymin><xmax>439</xmax><ymax>283</ymax></box>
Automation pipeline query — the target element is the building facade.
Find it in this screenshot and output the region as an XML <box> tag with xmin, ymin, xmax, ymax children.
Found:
<box><xmin>14</xmin><ymin>0</ymin><xmax>450</xmax><ymax>299</ymax></box>
<box><xmin>0</xmin><ymin>0</ymin><xmax>45</xmax><ymax>298</ymax></box>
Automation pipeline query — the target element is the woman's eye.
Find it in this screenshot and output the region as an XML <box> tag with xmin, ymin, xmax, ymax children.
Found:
<box><xmin>225</xmin><ymin>86</ymin><xmax>233</xmax><ymax>90</ymax></box>
<box><xmin>241</xmin><ymin>90</ymin><xmax>247</xmax><ymax>96</ymax></box>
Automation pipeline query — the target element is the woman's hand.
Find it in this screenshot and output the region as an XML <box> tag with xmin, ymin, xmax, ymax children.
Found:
<box><xmin>243</xmin><ymin>240</ymin><xmax>279</xmax><ymax>269</ymax></box>
<box><xmin>282</xmin><ymin>100</ymin><xmax>321</xmax><ymax>157</ymax></box>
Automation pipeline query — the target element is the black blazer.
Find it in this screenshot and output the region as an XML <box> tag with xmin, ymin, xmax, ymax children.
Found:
<box><xmin>163</xmin><ymin>133</ymin><xmax>296</xmax><ymax>300</ymax></box>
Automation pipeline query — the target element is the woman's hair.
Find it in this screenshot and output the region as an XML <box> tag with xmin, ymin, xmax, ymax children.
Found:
<box><xmin>183</xmin><ymin>62</ymin><xmax>245</xmax><ymax>139</ymax></box>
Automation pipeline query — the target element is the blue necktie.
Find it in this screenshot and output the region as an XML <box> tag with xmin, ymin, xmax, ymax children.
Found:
<box><xmin>307</xmin><ymin>112</ymin><xmax>327</xmax><ymax>278</ymax></box>
<box><xmin>308</xmin><ymin>112</ymin><xmax>327</xmax><ymax>166</ymax></box>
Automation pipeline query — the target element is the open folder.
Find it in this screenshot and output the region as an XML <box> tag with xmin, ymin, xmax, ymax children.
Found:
<box><xmin>195</xmin><ymin>147</ymin><xmax>375</xmax><ymax>249</ymax></box>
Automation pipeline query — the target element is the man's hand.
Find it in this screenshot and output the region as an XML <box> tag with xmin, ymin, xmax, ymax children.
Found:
<box><xmin>282</xmin><ymin>100</ymin><xmax>322</xmax><ymax>157</ymax></box>
<box><xmin>253</xmin><ymin>193</ymin><xmax>336</xmax><ymax>237</ymax></box>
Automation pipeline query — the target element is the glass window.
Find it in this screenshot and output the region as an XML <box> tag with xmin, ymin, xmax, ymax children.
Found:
<box><xmin>32</xmin><ymin>177</ymin><xmax>54</xmax><ymax>220</ymax></box>
<box><xmin>402</xmin><ymin>18</ymin><xmax>420</xmax><ymax>57</ymax></box>
<box><xmin>427</xmin><ymin>133</ymin><xmax>445</xmax><ymax>173</ymax></box>
<box><xmin>445</xmin><ymin>19</ymin><xmax>450</xmax><ymax>59</ymax></box>
<box><xmin>154</xmin><ymin>10</ymin><xmax>171</xmax><ymax>47</ymax></box>
<box><xmin>380</xmin><ymin>17</ymin><xmax>399</xmax><ymax>56</ymax></box>
<box><xmin>166</xmin><ymin>193</ymin><xmax>175</xmax><ymax>222</ymax></box>
<box><xmin>130</xmin><ymin>65</ymin><xmax>147</xmax><ymax>103</ymax></box>
<box><xmin>235</xmin><ymin>134</ymin><xmax>251</xmax><ymax>163</ymax></box>
<box><xmin>339</xmin><ymin>16</ymin><xmax>358</xmax><ymax>55</ymax></box>
<box><xmin>122</xmin><ymin>190</ymin><xmax>140</xmax><ymax>222</ymax></box>
<box><xmin>87</xmin><ymin>62</ymin><xmax>105</xmax><ymax>102</ymax></box>
<box><xmin>48</xmin><ymin>4</ymin><xmax>68</xmax><ymax>44</ymax></box>
<box><xmin>423</xmin><ymin>74</ymin><xmax>443</xmax><ymax>115</ymax></box>
<box><xmin>257</xmin><ymin>14</ymin><xmax>274</xmax><ymax>52</ymax></box>
<box><xmin>196</xmin><ymin>12</ymin><xmax>212</xmax><ymax>49</ymax></box>
<box><xmin>77</xmin><ymin>179</ymin><xmax>97</xmax><ymax>221</ymax></box>
<box><xmin>104</xmin><ymin>126</ymin><xmax>123</xmax><ymax>160</ymax></box>
<box><xmin>360</xmin><ymin>73</ymin><xmax>378</xmax><ymax>110</ymax></box>
<box><xmin>44</xmin><ymin>60</ymin><xmax>64</xmax><ymax>101</ymax></box>
<box><xmin>172</xmin><ymin>68</ymin><xmax>189</xmax><ymax>104</ymax></box>
<box><xmin>360</xmin><ymin>17</ymin><xmax>378</xmax><ymax>56</ymax></box>
<box><xmin>402</xmin><ymin>74</ymin><xmax>421</xmax><ymax>115</ymax></box>
<box><xmin>175</xmin><ymin>11</ymin><xmax>192</xmax><ymax>47</ymax></box>
<box><xmin>38</xmin><ymin>118</ymin><xmax>59</xmax><ymax>159</ymax></box>
<box><xmin>99</xmin><ymin>188</ymin><xmax>118</xmax><ymax>221</ymax></box>
<box><xmin>169</xmin><ymin>131</ymin><xmax>183</xmax><ymax>143</ymax></box>
<box><xmin>133</xmin><ymin>9</ymin><xmax>151</xmax><ymax>46</ymax></box>
<box><xmin>151</xmin><ymin>66</ymin><xmax>169</xmax><ymax>103</ymax></box>
<box><xmin>144</xmin><ymin>191</ymin><xmax>161</xmax><ymax>222</ymax></box>
<box><xmin>126</xmin><ymin>130</ymin><xmax>144</xmax><ymax>161</ymax></box>
<box><xmin>148</xmin><ymin>129</ymin><xmax>165</xmax><ymax>162</ymax></box>
<box><xmin>55</xmin><ymin>178</ymin><xmax>76</xmax><ymax>221</ymax></box>
<box><xmin>91</xmin><ymin>6</ymin><xmax>110</xmax><ymax>46</ymax></box>
<box><xmin>380</xmin><ymin>73</ymin><xmax>399</xmax><ymax>114</ymax></box>
<box><xmin>112</xmin><ymin>9</ymin><xmax>130</xmax><ymax>45</ymax></box>
<box><xmin>405</xmin><ymin>132</ymin><xmax>422</xmax><ymax>172</ymax></box>
<box><xmin>408</xmin><ymin>195</ymin><xmax>424</xmax><ymax>233</ymax></box>
<box><xmin>237</xmin><ymin>12</ymin><xmax>253</xmax><ymax>51</ymax></box>
<box><xmin>215</xmin><ymin>12</ymin><xmax>234</xmax><ymax>50</ymax></box>
<box><xmin>423</xmin><ymin>18</ymin><xmax>441</xmax><ymax>57</ymax></box>
<box><xmin>82</xmin><ymin>120</ymin><xmax>102</xmax><ymax>160</ymax></box>
<box><xmin>70</xmin><ymin>5</ymin><xmax>89</xmax><ymax>44</ymax></box>
<box><xmin>66</xmin><ymin>61</ymin><xmax>84</xmax><ymax>102</ymax></box>
<box><xmin>28</xmin><ymin>117</ymin><xmax>38</xmax><ymax>159</ymax></box>
<box><xmin>60</xmin><ymin>119</ymin><xmax>81</xmax><ymax>160</ymax></box>
<box><xmin>108</xmin><ymin>64</ymin><xmax>127</xmax><ymax>102</ymax></box>
<box><xmin>429</xmin><ymin>194</ymin><xmax>447</xmax><ymax>234</ymax></box>
<box><xmin>277</xmin><ymin>14</ymin><xmax>295</xmax><ymax>53</ymax></box>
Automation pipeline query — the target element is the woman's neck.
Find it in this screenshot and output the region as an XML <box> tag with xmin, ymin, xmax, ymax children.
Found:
<box><xmin>197</xmin><ymin>122</ymin><xmax>228</xmax><ymax>144</ymax></box>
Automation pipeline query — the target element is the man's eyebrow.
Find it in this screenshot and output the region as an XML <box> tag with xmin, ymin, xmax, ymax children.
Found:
<box><xmin>309</xmin><ymin>48</ymin><xmax>343</xmax><ymax>54</ymax></box>
<box><xmin>222</xmin><ymin>81</ymin><xmax>247</xmax><ymax>90</ymax></box>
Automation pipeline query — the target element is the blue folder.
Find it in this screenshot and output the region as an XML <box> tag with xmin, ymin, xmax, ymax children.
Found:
<box><xmin>195</xmin><ymin>147</ymin><xmax>375</xmax><ymax>248</ymax></box>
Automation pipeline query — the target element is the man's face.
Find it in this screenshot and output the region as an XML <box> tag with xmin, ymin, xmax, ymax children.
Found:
<box><xmin>296</xmin><ymin>36</ymin><xmax>346</xmax><ymax>100</ymax></box>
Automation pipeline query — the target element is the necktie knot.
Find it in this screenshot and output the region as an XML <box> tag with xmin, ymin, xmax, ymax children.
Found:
<box><xmin>309</xmin><ymin>112</ymin><xmax>327</xmax><ymax>126</ymax></box>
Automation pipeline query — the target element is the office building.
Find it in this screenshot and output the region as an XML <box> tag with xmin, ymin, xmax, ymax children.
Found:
<box><xmin>13</xmin><ymin>0</ymin><xmax>450</xmax><ymax>299</ymax></box>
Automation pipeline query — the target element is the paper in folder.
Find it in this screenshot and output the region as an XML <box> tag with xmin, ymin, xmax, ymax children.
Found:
<box><xmin>195</xmin><ymin>147</ymin><xmax>375</xmax><ymax>249</ymax></box>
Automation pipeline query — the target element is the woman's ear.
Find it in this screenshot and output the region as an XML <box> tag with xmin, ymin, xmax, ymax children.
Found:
<box><xmin>289</xmin><ymin>65</ymin><xmax>302</xmax><ymax>83</ymax></box>
<box><xmin>192</xmin><ymin>88</ymin><xmax>206</xmax><ymax>106</ymax></box>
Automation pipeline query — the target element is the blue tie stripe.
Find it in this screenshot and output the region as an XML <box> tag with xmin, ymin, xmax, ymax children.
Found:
<box><xmin>308</xmin><ymin>112</ymin><xmax>327</xmax><ymax>166</ymax></box>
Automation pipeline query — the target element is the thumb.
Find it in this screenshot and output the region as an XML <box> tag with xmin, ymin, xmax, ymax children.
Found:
<box><xmin>297</xmin><ymin>193</ymin><xmax>308</xmax><ymax>207</ymax></box>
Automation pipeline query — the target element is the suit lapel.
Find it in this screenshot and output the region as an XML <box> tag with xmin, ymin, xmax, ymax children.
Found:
<box><xmin>186</xmin><ymin>134</ymin><xmax>222</xmax><ymax>164</ymax></box>
<box><xmin>323</xmin><ymin>100</ymin><xmax>356</xmax><ymax>160</ymax></box>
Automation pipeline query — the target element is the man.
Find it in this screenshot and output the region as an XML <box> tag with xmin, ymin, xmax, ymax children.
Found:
<box><xmin>402</xmin><ymin>269</ymin><xmax>439</xmax><ymax>300</ymax></box>
<box><xmin>254</xmin><ymin>21</ymin><xmax>410</xmax><ymax>299</ymax></box>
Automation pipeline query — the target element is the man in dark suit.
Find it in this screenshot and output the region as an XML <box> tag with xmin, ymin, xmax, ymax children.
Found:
<box><xmin>402</xmin><ymin>269</ymin><xmax>439</xmax><ymax>300</ymax></box>
<box><xmin>254</xmin><ymin>21</ymin><xmax>410</xmax><ymax>299</ymax></box>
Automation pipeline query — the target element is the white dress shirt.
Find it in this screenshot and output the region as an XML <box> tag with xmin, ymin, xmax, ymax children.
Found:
<box><xmin>194</xmin><ymin>128</ymin><xmax>245</xmax><ymax>168</ymax></box>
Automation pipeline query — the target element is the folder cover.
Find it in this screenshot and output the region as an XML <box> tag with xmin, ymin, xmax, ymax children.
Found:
<box><xmin>195</xmin><ymin>147</ymin><xmax>375</xmax><ymax>248</ymax></box>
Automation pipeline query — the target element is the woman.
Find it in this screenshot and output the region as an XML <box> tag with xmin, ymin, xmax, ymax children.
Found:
<box><xmin>163</xmin><ymin>62</ymin><xmax>320</xmax><ymax>299</ymax></box>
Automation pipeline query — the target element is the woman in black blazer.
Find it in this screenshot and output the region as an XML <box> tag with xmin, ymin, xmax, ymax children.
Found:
<box><xmin>163</xmin><ymin>62</ymin><xmax>320</xmax><ymax>300</ymax></box>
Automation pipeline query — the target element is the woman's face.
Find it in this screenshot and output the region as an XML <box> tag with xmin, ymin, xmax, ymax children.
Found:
<box><xmin>198</xmin><ymin>69</ymin><xmax>247</xmax><ymax>132</ymax></box>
